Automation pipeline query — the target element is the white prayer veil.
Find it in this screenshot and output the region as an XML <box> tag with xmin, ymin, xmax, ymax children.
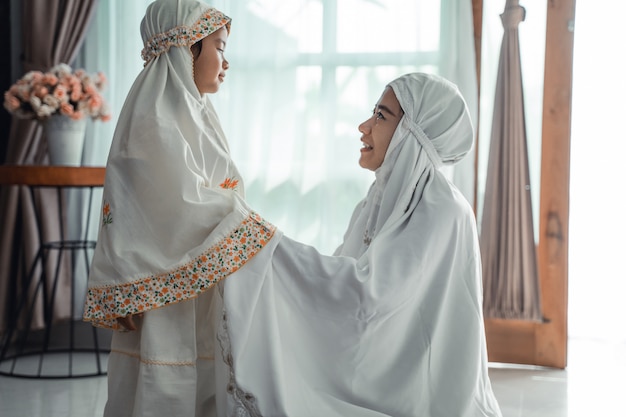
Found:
<box><xmin>336</xmin><ymin>72</ymin><xmax>474</xmax><ymax>258</ymax></box>
<box><xmin>83</xmin><ymin>0</ymin><xmax>275</xmax><ymax>330</ymax></box>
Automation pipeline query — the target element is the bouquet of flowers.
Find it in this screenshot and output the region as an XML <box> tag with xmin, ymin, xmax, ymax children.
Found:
<box><xmin>3</xmin><ymin>63</ymin><xmax>111</xmax><ymax>122</ymax></box>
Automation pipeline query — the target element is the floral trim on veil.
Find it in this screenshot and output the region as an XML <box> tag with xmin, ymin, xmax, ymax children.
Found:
<box><xmin>141</xmin><ymin>7</ymin><xmax>231</xmax><ymax>65</ymax></box>
<box><xmin>83</xmin><ymin>212</ymin><xmax>275</xmax><ymax>329</ymax></box>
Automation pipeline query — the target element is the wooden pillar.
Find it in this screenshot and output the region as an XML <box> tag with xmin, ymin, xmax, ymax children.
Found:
<box><xmin>536</xmin><ymin>0</ymin><xmax>576</xmax><ymax>368</ymax></box>
<box><xmin>472</xmin><ymin>0</ymin><xmax>483</xmax><ymax>213</ymax></box>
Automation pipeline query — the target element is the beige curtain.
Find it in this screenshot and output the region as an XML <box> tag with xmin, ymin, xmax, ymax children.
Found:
<box><xmin>0</xmin><ymin>0</ymin><xmax>98</xmax><ymax>332</ymax></box>
<box><xmin>480</xmin><ymin>0</ymin><xmax>542</xmax><ymax>321</ymax></box>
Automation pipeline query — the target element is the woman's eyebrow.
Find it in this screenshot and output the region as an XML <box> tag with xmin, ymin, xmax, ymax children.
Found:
<box><xmin>377</xmin><ymin>104</ymin><xmax>399</xmax><ymax>118</ymax></box>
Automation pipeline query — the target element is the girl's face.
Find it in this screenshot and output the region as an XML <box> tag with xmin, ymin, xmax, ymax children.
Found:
<box><xmin>358</xmin><ymin>87</ymin><xmax>403</xmax><ymax>171</ymax></box>
<box><xmin>192</xmin><ymin>26</ymin><xmax>229</xmax><ymax>94</ymax></box>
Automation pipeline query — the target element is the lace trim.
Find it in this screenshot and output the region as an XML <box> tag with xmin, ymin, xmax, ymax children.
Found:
<box><xmin>141</xmin><ymin>7</ymin><xmax>231</xmax><ymax>65</ymax></box>
<box><xmin>217</xmin><ymin>303</ymin><xmax>263</xmax><ymax>417</ymax></box>
<box><xmin>83</xmin><ymin>212</ymin><xmax>275</xmax><ymax>329</ymax></box>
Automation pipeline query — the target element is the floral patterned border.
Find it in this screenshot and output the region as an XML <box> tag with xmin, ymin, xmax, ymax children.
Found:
<box><xmin>83</xmin><ymin>212</ymin><xmax>275</xmax><ymax>329</ymax></box>
<box><xmin>141</xmin><ymin>7</ymin><xmax>231</xmax><ymax>65</ymax></box>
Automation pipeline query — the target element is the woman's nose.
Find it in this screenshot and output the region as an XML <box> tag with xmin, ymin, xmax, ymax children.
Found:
<box><xmin>358</xmin><ymin>117</ymin><xmax>372</xmax><ymax>134</ymax></box>
<box><xmin>223</xmin><ymin>59</ymin><xmax>229</xmax><ymax>70</ymax></box>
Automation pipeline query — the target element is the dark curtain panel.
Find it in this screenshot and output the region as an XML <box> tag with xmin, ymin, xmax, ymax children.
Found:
<box><xmin>0</xmin><ymin>1</ymin><xmax>12</xmax><ymax>163</ymax></box>
<box><xmin>0</xmin><ymin>0</ymin><xmax>99</xmax><ymax>332</ymax></box>
<box><xmin>480</xmin><ymin>0</ymin><xmax>542</xmax><ymax>321</ymax></box>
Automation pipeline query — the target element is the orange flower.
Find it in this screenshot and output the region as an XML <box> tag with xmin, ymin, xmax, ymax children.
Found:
<box><xmin>220</xmin><ymin>178</ymin><xmax>239</xmax><ymax>190</ymax></box>
<box><xmin>103</xmin><ymin>202</ymin><xmax>111</xmax><ymax>216</ymax></box>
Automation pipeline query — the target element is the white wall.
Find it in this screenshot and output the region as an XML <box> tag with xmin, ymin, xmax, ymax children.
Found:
<box><xmin>569</xmin><ymin>0</ymin><xmax>626</xmax><ymax>342</ymax></box>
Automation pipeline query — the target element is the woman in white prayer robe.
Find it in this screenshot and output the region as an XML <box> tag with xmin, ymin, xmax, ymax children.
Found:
<box><xmin>216</xmin><ymin>73</ymin><xmax>503</xmax><ymax>416</ymax></box>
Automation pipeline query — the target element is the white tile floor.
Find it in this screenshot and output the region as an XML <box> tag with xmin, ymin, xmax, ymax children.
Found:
<box><xmin>1</xmin><ymin>337</ymin><xmax>624</xmax><ymax>417</ymax></box>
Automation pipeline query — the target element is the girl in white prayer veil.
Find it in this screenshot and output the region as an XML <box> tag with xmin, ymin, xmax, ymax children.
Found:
<box><xmin>217</xmin><ymin>73</ymin><xmax>503</xmax><ymax>416</ymax></box>
<box><xmin>82</xmin><ymin>1</ymin><xmax>276</xmax><ymax>416</ymax></box>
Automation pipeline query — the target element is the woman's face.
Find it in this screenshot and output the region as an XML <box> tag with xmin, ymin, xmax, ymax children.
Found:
<box><xmin>192</xmin><ymin>26</ymin><xmax>229</xmax><ymax>94</ymax></box>
<box><xmin>358</xmin><ymin>87</ymin><xmax>403</xmax><ymax>171</ymax></box>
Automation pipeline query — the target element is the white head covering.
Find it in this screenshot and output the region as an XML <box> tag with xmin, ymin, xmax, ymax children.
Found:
<box><xmin>219</xmin><ymin>73</ymin><xmax>502</xmax><ymax>416</ymax></box>
<box><xmin>336</xmin><ymin>72</ymin><xmax>474</xmax><ymax>258</ymax></box>
<box><xmin>83</xmin><ymin>0</ymin><xmax>276</xmax><ymax>329</ymax></box>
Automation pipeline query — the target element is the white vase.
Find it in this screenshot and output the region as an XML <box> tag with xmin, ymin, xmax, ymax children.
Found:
<box><xmin>44</xmin><ymin>115</ymin><xmax>87</xmax><ymax>166</ymax></box>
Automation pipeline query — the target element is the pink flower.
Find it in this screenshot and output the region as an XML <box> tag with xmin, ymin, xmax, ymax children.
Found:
<box><xmin>42</xmin><ymin>74</ymin><xmax>59</xmax><ymax>85</ymax></box>
<box><xmin>96</xmin><ymin>72</ymin><xmax>108</xmax><ymax>89</ymax></box>
<box><xmin>70</xmin><ymin>88</ymin><xmax>82</xmax><ymax>102</ymax></box>
<box><xmin>69</xmin><ymin>110</ymin><xmax>84</xmax><ymax>120</ymax></box>
<box><xmin>88</xmin><ymin>95</ymin><xmax>102</xmax><ymax>111</ymax></box>
<box><xmin>3</xmin><ymin>92</ymin><xmax>20</xmax><ymax>111</ymax></box>
<box><xmin>84</xmin><ymin>84</ymin><xmax>97</xmax><ymax>96</ymax></box>
<box><xmin>35</xmin><ymin>86</ymin><xmax>49</xmax><ymax>98</ymax></box>
<box><xmin>59</xmin><ymin>102</ymin><xmax>74</xmax><ymax>116</ymax></box>
<box><xmin>18</xmin><ymin>87</ymin><xmax>31</xmax><ymax>101</ymax></box>
<box><xmin>43</xmin><ymin>95</ymin><xmax>60</xmax><ymax>109</ymax></box>
<box><xmin>53</xmin><ymin>85</ymin><xmax>68</xmax><ymax>100</ymax></box>
<box><xmin>24</xmin><ymin>71</ymin><xmax>43</xmax><ymax>82</ymax></box>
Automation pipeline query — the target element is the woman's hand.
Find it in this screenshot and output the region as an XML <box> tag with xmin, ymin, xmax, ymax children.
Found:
<box><xmin>117</xmin><ymin>314</ymin><xmax>142</xmax><ymax>331</ymax></box>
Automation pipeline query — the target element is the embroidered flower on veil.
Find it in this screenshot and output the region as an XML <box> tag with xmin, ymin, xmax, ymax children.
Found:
<box><xmin>102</xmin><ymin>201</ymin><xmax>113</xmax><ymax>226</ymax></box>
<box><xmin>220</xmin><ymin>178</ymin><xmax>239</xmax><ymax>190</ymax></box>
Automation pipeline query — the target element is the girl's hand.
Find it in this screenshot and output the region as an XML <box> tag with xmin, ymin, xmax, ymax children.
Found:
<box><xmin>117</xmin><ymin>314</ymin><xmax>142</xmax><ymax>331</ymax></box>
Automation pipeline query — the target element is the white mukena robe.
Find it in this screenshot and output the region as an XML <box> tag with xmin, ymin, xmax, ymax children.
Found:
<box><xmin>216</xmin><ymin>73</ymin><xmax>503</xmax><ymax>416</ymax></box>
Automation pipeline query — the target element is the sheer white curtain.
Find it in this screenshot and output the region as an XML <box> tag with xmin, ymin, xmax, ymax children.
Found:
<box><xmin>79</xmin><ymin>0</ymin><xmax>153</xmax><ymax>166</ymax></box>
<box><xmin>79</xmin><ymin>0</ymin><xmax>477</xmax><ymax>255</ymax></box>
